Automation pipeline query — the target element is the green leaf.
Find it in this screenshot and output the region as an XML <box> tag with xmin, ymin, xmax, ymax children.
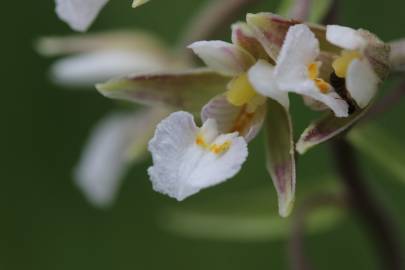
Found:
<box><xmin>97</xmin><ymin>68</ymin><xmax>230</xmax><ymax>113</ymax></box>
<box><xmin>265</xmin><ymin>99</ymin><xmax>295</xmax><ymax>217</ymax></box>
<box><xmin>348</xmin><ymin>124</ymin><xmax>405</xmax><ymax>184</ymax></box>
<box><xmin>296</xmin><ymin>107</ymin><xmax>370</xmax><ymax>154</ymax></box>
<box><xmin>160</xmin><ymin>176</ymin><xmax>344</xmax><ymax>242</ymax></box>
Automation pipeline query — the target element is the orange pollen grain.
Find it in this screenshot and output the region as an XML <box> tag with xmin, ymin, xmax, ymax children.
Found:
<box><xmin>210</xmin><ymin>141</ymin><xmax>231</xmax><ymax>155</ymax></box>
<box><xmin>314</xmin><ymin>78</ymin><xmax>330</xmax><ymax>93</ymax></box>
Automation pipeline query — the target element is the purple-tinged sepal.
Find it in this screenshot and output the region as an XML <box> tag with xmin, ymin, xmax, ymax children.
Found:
<box><xmin>97</xmin><ymin>69</ymin><xmax>230</xmax><ymax>113</ymax></box>
<box><xmin>265</xmin><ymin>99</ymin><xmax>296</xmax><ymax>217</ymax></box>
<box><xmin>296</xmin><ymin>106</ymin><xmax>371</xmax><ymax>154</ymax></box>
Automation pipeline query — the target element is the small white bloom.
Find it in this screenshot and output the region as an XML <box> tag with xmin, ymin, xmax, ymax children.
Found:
<box><xmin>189</xmin><ymin>39</ymin><xmax>268</xmax><ymax>141</ymax></box>
<box><xmin>249</xmin><ymin>24</ymin><xmax>349</xmax><ymax>117</ymax></box>
<box><xmin>38</xmin><ymin>31</ymin><xmax>179</xmax><ymax>87</ymax></box>
<box><xmin>55</xmin><ymin>0</ymin><xmax>109</xmax><ymax>32</ymax></box>
<box><xmin>326</xmin><ymin>25</ymin><xmax>379</xmax><ymax>108</ymax></box>
<box><xmin>51</xmin><ymin>49</ymin><xmax>170</xmax><ymax>86</ymax></box>
<box><xmin>148</xmin><ymin>111</ymin><xmax>248</xmax><ymax>201</ymax></box>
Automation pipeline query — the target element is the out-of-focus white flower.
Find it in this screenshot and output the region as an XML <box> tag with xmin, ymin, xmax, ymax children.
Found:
<box><xmin>55</xmin><ymin>0</ymin><xmax>150</xmax><ymax>32</ymax></box>
<box><xmin>38</xmin><ymin>30</ymin><xmax>180</xmax><ymax>208</ymax></box>
<box><xmin>75</xmin><ymin>108</ymin><xmax>170</xmax><ymax>207</ymax></box>
<box><xmin>38</xmin><ymin>31</ymin><xmax>179</xmax><ymax>86</ymax></box>
<box><xmin>148</xmin><ymin>111</ymin><xmax>248</xmax><ymax>201</ymax></box>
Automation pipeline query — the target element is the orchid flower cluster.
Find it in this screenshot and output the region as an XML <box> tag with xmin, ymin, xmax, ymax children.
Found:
<box><xmin>144</xmin><ymin>14</ymin><xmax>389</xmax><ymax>217</ymax></box>
<box><xmin>45</xmin><ymin>1</ymin><xmax>390</xmax><ymax>217</ymax></box>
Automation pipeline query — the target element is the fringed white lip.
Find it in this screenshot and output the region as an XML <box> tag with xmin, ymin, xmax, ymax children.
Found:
<box><xmin>148</xmin><ymin>111</ymin><xmax>248</xmax><ymax>201</ymax></box>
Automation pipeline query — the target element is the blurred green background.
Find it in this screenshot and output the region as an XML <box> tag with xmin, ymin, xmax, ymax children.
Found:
<box><xmin>2</xmin><ymin>0</ymin><xmax>405</xmax><ymax>269</ymax></box>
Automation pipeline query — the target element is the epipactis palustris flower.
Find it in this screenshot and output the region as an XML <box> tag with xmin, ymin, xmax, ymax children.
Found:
<box><xmin>246</xmin><ymin>13</ymin><xmax>390</xmax><ymax>153</ymax></box>
<box><xmin>55</xmin><ymin>0</ymin><xmax>149</xmax><ymax>32</ymax></box>
<box><xmin>148</xmin><ymin>22</ymin><xmax>296</xmax><ymax>217</ymax></box>
<box><xmin>248</xmin><ymin>23</ymin><xmax>350</xmax><ymax>118</ymax></box>
<box><xmin>326</xmin><ymin>25</ymin><xmax>390</xmax><ymax>108</ymax></box>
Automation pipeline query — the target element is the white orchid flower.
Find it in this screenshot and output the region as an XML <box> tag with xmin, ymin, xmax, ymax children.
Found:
<box><xmin>187</xmin><ymin>23</ymin><xmax>289</xmax><ymax>146</ymax></box>
<box><xmin>249</xmin><ymin>24</ymin><xmax>349</xmax><ymax>118</ymax></box>
<box><xmin>148</xmin><ymin>111</ymin><xmax>248</xmax><ymax>201</ymax></box>
<box><xmin>246</xmin><ymin>12</ymin><xmax>390</xmax><ymax>154</ymax></box>
<box><xmin>137</xmin><ymin>23</ymin><xmax>295</xmax><ymax>216</ymax></box>
<box><xmin>326</xmin><ymin>25</ymin><xmax>386</xmax><ymax>108</ymax></box>
<box><xmin>55</xmin><ymin>0</ymin><xmax>150</xmax><ymax>32</ymax></box>
<box><xmin>189</xmin><ymin>38</ymin><xmax>288</xmax><ymax>115</ymax></box>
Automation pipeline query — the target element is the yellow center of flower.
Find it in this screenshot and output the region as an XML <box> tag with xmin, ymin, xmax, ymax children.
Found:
<box><xmin>195</xmin><ymin>134</ymin><xmax>231</xmax><ymax>155</ymax></box>
<box><xmin>332</xmin><ymin>50</ymin><xmax>361</xmax><ymax>78</ymax></box>
<box><xmin>307</xmin><ymin>62</ymin><xmax>330</xmax><ymax>93</ymax></box>
<box><xmin>226</xmin><ymin>73</ymin><xmax>257</xmax><ymax>107</ymax></box>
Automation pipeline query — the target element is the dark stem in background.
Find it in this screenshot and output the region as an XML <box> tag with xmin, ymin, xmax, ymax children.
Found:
<box><xmin>289</xmin><ymin>194</ymin><xmax>346</xmax><ymax>270</ymax></box>
<box><xmin>177</xmin><ymin>0</ymin><xmax>261</xmax><ymax>60</ymax></box>
<box><xmin>331</xmin><ymin>138</ymin><xmax>404</xmax><ymax>270</ymax></box>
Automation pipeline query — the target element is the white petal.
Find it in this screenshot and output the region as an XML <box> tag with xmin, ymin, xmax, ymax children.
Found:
<box><xmin>346</xmin><ymin>59</ymin><xmax>379</xmax><ymax>108</ymax></box>
<box><xmin>36</xmin><ymin>31</ymin><xmax>174</xmax><ymax>57</ymax></box>
<box><xmin>326</xmin><ymin>25</ymin><xmax>367</xmax><ymax>51</ymax></box>
<box><xmin>280</xmin><ymin>80</ymin><xmax>349</xmax><ymax>117</ymax></box>
<box><xmin>148</xmin><ymin>111</ymin><xmax>248</xmax><ymax>201</ymax></box>
<box><xmin>74</xmin><ymin>113</ymin><xmax>138</xmax><ymax>208</ymax></box>
<box><xmin>55</xmin><ymin>0</ymin><xmax>109</xmax><ymax>32</ymax></box>
<box><xmin>275</xmin><ymin>24</ymin><xmax>320</xmax><ymax>86</ymax></box>
<box><xmin>188</xmin><ymin>41</ymin><xmax>255</xmax><ymax>76</ymax></box>
<box><xmin>51</xmin><ymin>50</ymin><xmax>169</xmax><ymax>86</ymax></box>
<box><xmin>75</xmin><ymin>108</ymin><xmax>169</xmax><ymax>208</ymax></box>
<box><xmin>248</xmin><ymin>60</ymin><xmax>290</xmax><ymax>109</ymax></box>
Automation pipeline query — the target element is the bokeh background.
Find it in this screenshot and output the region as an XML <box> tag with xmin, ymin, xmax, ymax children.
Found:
<box><xmin>3</xmin><ymin>0</ymin><xmax>405</xmax><ymax>269</ymax></box>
